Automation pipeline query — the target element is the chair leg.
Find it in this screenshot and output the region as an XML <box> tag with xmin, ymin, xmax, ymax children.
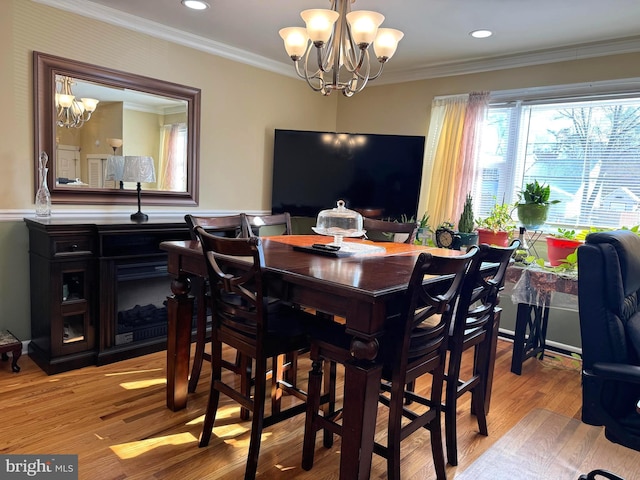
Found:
<box><xmin>471</xmin><ymin>343</ymin><xmax>489</xmax><ymax>436</ymax></box>
<box><xmin>430</xmin><ymin>413</ymin><xmax>447</xmax><ymax>480</ymax></box>
<box><xmin>302</xmin><ymin>359</ymin><xmax>324</xmax><ymax>471</ymax></box>
<box><xmin>445</xmin><ymin>347</ymin><xmax>463</xmax><ymax>466</ymax></box>
<box><xmin>240</xmin><ymin>354</ymin><xmax>252</xmax><ymax>421</ymax></box>
<box><xmin>189</xmin><ymin>281</ymin><xmax>208</xmax><ymax>393</ymax></box>
<box><xmin>199</xmin><ymin>338</ymin><xmax>223</xmax><ymax>448</ymax></box>
<box><xmin>271</xmin><ymin>354</ymin><xmax>285</xmax><ymax>415</ymax></box>
<box><xmin>322</xmin><ymin>360</ymin><xmax>336</xmax><ymax>448</ymax></box>
<box><xmin>245</xmin><ymin>356</ymin><xmax>267</xmax><ymax>480</ymax></box>
<box><xmin>385</xmin><ymin>382</ymin><xmax>405</xmax><ymax>480</ymax></box>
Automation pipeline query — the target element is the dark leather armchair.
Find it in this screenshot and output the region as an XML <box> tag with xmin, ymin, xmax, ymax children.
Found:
<box><xmin>577</xmin><ymin>230</ymin><xmax>640</xmax><ymax>451</ymax></box>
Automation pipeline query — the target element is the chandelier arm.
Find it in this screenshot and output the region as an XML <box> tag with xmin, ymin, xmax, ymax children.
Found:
<box><xmin>366</xmin><ymin>60</ymin><xmax>386</xmax><ymax>82</ymax></box>
<box><xmin>301</xmin><ymin>53</ymin><xmax>325</xmax><ymax>93</ymax></box>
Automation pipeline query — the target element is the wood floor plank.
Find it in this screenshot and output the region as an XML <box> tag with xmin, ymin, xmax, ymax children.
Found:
<box><xmin>0</xmin><ymin>339</ymin><xmax>623</xmax><ymax>479</ymax></box>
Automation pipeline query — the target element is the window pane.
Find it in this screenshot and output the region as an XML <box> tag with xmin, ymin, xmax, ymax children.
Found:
<box><xmin>475</xmin><ymin>97</ymin><xmax>640</xmax><ymax>229</ymax></box>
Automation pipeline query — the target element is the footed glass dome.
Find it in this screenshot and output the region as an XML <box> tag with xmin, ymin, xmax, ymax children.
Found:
<box><xmin>313</xmin><ymin>200</ymin><xmax>365</xmax><ymax>245</ymax></box>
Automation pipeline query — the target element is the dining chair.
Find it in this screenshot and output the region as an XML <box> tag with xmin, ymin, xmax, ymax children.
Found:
<box><xmin>245</xmin><ymin>212</ymin><xmax>292</xmax><ymax>237</ymax></box>
<box><xmin>195</xmin><ymin>227</ymin><xmax>318</xmax><ymax>480</ymax></box>
<box><xmin>363</xmin><ymin>216</ymin><xmax>418</xmax><ymax>244</ymax></box>
<box><xmin>184</xmin><ymin>214</ymin><xmax>248</xmax><ymax>394</ymax></box>
<box><xmin>301</xmin><ymin>247</ymin><xmax>478</xmax><ymax>480</ymax></box>
<box><xmin>443</xmin><ymin>239</ymin><xmax>520</xmax><ymax>466</ymax></box>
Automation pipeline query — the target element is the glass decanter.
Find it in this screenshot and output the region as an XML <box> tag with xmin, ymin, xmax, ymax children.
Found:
<box><xmin>35</xmin><ymin>152</ymin><xmax>51</xmax><ymax>217</ymax></box>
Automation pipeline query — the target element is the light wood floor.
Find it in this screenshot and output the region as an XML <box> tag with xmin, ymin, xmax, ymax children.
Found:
<box><xmin>0</xmin><ymin>339</ymin><xmax>602</xmax><ymax>479</ymax></box>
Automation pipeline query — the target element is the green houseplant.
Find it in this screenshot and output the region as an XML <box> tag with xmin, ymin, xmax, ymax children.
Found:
<box><xmin>476</xmin><ymin>199</ymin><xmax>516</xmax><ymax>246</ymax></box>
<box><xmin>414</xmin><ymin>212</ymin><xmax>432</xmax><ymax>245</ymax></box>
<box><xmin>516</xmin><ymin>180</ymin><xmax>560</xmax><ymax>230</ymax></box>
<box><xmin>457</xmin><ymin>193</ymin><xmax>478</xmax><ymax>249</ymax></box>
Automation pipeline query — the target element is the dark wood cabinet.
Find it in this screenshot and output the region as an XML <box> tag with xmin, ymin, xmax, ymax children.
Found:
<box><xmin>25</xmin><ymin>217</ymin><xmax>191</xmax><ymax>374</ymax></box>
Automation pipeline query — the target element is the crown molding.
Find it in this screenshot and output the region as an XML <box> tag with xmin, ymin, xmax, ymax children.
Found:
<box><xmin>377</xmin><ymin>36</ymin><xmax>640</xmax><ymax>85</ymax></box>
<box><xmin>33</xmin><ymin>0</ymin><xmax>640</xmax><ymax>84</ymax></box>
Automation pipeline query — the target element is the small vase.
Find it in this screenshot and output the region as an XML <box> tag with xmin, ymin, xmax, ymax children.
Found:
<box><xmin>35</xmin><ymin>166</ymin><xmax>51</xmax><ymax>217</ymax></box>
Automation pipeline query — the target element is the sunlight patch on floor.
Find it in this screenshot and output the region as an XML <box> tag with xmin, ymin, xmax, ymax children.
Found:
<box><xmin>110</xmin><ymin>432</ymin><xmax>197</xmax><ymax>459</ymax></box>
<box><xmin>119</xmin><ymin>378</ymin><xmax>166</xmax><ymax>389</ymax></box>
<box><xmin>105</xmin><ymin>368</ymin><xmax>163</xmax><ymax>377</ymax></box>
<box><xmin>223</xmin><ymin>430</ymin><xmax>272</xmax><ymax>449</ymax></box>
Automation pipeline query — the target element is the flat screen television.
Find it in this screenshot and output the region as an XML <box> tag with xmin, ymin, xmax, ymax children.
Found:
<box><xmin>272</xmin><ymin>129</ymin><xmax>425</xmax><ymax>220</ymax></box>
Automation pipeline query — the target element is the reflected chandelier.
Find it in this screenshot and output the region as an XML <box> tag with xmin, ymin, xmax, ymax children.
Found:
<box><xmin>279</xmin><ymin>0</ymin><xmax>403</xmax><ymax>97</ymax></box>
<box><xmin>55</xmin><ymin>76</ymin><xmax>99</xmax><ymax>128</ymax></box>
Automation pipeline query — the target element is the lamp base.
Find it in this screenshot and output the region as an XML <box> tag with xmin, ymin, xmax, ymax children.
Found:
<box><xmin>130</xmin><ymin>211</ymin><xmax>148</xmax><ymax>222</ymax></box>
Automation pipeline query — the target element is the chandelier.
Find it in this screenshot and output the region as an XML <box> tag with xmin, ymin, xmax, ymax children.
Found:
<box><xmin>279</xmin><ymin>0</ymin><xmax>403</xmax><ymax>97</ymax></box>
<box><xmin>55</xmin><ymin>76</ymin><xmax>99</xmax><ymax>128</ymax></box>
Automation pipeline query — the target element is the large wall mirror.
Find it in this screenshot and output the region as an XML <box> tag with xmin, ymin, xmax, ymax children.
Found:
<box><xmin>34</xmin><ymin>51</ymin><xmax>200</xmax><ymax>206</ymax></box>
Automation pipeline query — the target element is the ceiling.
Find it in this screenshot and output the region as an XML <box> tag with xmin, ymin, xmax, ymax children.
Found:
<box><xmin>38</xmin><ymin>0</ymin><xmax>640</xmax><ymax>84</ymax></box>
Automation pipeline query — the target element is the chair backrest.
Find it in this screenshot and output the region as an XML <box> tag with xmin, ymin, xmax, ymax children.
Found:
<box><xmin>578</xmin><ymin>230</ymin><xmax>640</xmax><ymax>421</ymax></box>
<box><xmin>449</xmin><ymin>239</ymin><xmax>520</xmax><ymax>342</ymax></box>
<box><xmin>384</xmin><ymin>247</ymin><xmax>478</xmax><ymax>377</ymax></box>
<box><xmin>363</xmin><ymin>217</ymin><xmax>418</xmax><ymax>244</ymax></box>
<box><xmin>245</xmin><ymin>213</ymin><xmax>292</xmax><ymax>237</ymax></box>
<box><xmin>185</xmin><ymin>214</ymin><xmax>247</xmax><ymax>240</ymax></box>
<box><xmin>194</xmin><ymin>226</ymin><xmax>266</xmax><ymax>339</ymax></box>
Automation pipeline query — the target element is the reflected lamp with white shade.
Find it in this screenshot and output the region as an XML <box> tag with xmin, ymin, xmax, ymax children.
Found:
<box><xmin>105</xmin><ymin>155</ymin><xmax>125</xmax><ymax>189</ymax></box>
<box><xmin>122</xmin><ymin>156</ymin><xmax>156</xmax><ymax>222</ymax></box>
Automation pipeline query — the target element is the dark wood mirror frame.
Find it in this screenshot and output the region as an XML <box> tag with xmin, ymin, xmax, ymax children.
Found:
<box><xmin>33</xmin><ymin>51</ymin><xmax>201</xmax><ymax>206</ymax></box>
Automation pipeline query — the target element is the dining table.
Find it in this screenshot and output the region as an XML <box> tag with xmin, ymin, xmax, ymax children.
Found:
<box><xmin>160</xmin><ymin>234</ymin><xmax>462</xmax><ymax>480</ymax></box>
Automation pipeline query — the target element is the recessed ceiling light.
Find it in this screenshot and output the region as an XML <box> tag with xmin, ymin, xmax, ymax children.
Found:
<box><xmin>470</xmin><ymin>29</ymin><xmax>493</xmax><ymax>39</ymax></box>
<box><xmin>181</xmin><ymin>0</ymin><xmax>210</xmax><ymax>10</ymax></box>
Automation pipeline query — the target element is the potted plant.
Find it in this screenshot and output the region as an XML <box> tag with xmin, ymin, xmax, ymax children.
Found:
<box><xmin>546</xmin><ymin>228</ymin><xmax>584</xmax><ymax>266</ymax></box>
<box><xmin>476</xmin><ymin>200</ymin><xmax>516</xmax><ymax>247</ymax></box>
<box><xmin>516</xmin><ymin>180</ymin><xmax>560</xmax><ymax>230</ymax></box>
<box><xmin>457</xmin><ymin>193</ymin><xmax>478</xmax><ymax>249</ymax></box>
<box><xmin>414</xmin><ymin>212</ymin><xmax>432</xmax><ymax>245</ymax></box>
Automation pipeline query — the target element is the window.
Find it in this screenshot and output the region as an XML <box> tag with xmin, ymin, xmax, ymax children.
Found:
<box><xmin>473</xmin><ymin>93</ymin><xmax>640</xmax><ymax>229</ymax></box>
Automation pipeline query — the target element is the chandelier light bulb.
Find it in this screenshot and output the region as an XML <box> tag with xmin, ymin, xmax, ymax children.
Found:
<box><xmin>345</xmin><ymin>11</ymin><xmax>384</xmax><ymax>46</ymax></box>
<box><xmin>279</xmin><ymin>27</ymin><xmax>309</xmax><ymax>59</ymax></box>
<box><xmin>81</xmin><ymin>98</ymin><xmax>99</xmax><ymax>112</ymax></box>
<box><xmin>57</xmin><ymin>93</ymin><xmax>74</xmax><ymax>108</ymax></box>
<box><xmin>373</xmin><ymin>28</ymin><xmax>404</xmax><ymax>61</ymax></box>
<box><xmin>301</xmin><ymin>9</ymin><xmax>339</xmax><ymax>44</ymax></box>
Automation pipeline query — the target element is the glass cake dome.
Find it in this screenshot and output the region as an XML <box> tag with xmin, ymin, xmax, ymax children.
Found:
<box><xmin>313</xmin><ymin>200</ymin><xmax>365</xmax><ymax>245</ymax></box>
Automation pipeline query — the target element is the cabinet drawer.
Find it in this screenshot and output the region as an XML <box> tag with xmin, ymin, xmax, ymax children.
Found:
<box><xmin>52</xmin><ymin>237</ymin><xmax>94</xmax><ymax>257</ymax></box>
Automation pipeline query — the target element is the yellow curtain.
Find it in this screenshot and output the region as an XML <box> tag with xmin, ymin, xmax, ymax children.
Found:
<box><xmin>422</xmin><ymin>92</ymin><xmax>489</xmax><ymax>227</ymax></box>
<box><xmin>423</xmin><ymin>95</ymin><xmax>468</xmax><ymax>226</ymax></box>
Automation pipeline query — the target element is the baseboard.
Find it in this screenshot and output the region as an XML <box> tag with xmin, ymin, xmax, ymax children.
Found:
<box><xmin>498</xmin><ymin>327</ymin><xmax>582</xmax><ymax>357</ymax></box>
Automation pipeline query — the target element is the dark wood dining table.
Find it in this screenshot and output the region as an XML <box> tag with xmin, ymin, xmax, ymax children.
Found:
<box><xmin>160</xmin><ymin>234</ymin><xmax>461</xmax><ymax>480</ymax></box>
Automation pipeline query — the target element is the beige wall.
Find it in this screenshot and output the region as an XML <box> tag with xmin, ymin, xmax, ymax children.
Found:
<box><xmin>1</xmin><ymin>0</ymin><xmax>639</xmax><ymax>344</ymax></box>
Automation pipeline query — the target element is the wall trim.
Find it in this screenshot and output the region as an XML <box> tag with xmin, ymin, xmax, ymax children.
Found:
<box><xmin>34</xmin><ymin>0</ymin><xmax>640</xmax><ymax>84</ymax></box>
<box><xmin>1</xmin><ymin>209</ymin><xmax>270</xmax><ymax>222</ymax></box>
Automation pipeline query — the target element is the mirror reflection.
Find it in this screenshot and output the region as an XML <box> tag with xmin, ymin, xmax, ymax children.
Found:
<box><xmin>54</xmin><ymin>76</ymin><xmax>188</xmax><ymax>192</ymax></box>
<box><xmin>34</xmin><ymin>51</ymin><xmax>201</xmax><ymax>206</ymax></box>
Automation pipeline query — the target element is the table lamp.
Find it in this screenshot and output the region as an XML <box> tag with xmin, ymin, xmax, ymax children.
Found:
<box><xmin>123</xmin><ymin>156</ymin><xmax>156</xmax><ymax>222</ymax></box>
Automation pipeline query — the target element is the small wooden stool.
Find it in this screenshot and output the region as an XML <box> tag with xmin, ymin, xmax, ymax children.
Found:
<box><xmin>0</xmin><ymin>330</ymin><xmax>21</xmax><ymax>372</ymax></box>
